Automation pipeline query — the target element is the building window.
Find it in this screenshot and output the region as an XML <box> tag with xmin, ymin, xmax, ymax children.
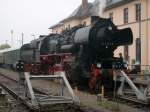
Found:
<box><xmin>124</xmin><ymin>45</ymin><xmax>129</xmax><ymax>62</ymax></box>
<box><xmin>68</xmin><ymin>25</ymin><xmax>70</xmax><ymax>29</ymax></box>
<box><xmin>136</xmin><ymin>38</ymin><xmax>141</xmax><ymax>64</ymax></box>
<box><xmin>109</xmin><ymin>12</ymin><xmax>113</xmax><ymax>22</ymax></box>
<box><xmin>135</xmin><ymin>3</ymin><xmax>141</xmax><ymax>21</ymax></box>
<box><xmin>124</xmin><ymin>8</ymin><xmax>128</xmax><ymax>24</ymax></box>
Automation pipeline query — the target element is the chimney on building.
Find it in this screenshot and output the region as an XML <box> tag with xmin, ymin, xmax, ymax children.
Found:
<box><xmin>82</xmin><ymin>0</ymin><xmax>88</xmax><ymax>15</ymax></box>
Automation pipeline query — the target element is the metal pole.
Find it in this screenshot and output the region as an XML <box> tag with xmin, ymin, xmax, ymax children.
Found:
<box><xmin>21</xmin><ymin>33</ymin><xmax>24</xmax><ymax>46</ymax></box>
<box><xmin>24</xmin><ymin>72</ymin><xmax>38</xmax><ymax>107</ymax></box>
<box><xmin>146</xmin><ymin>0</ymin><xmax>149</xmax><ymax>67</ymax></box>
<box><xmin>5</xmin><ymin>40</ymin><xmax>8</xmax><ymax>45</ymax></box>
<box><xmin>138</xmin><ymin>3</ymin><xmax>141</xmax><ymax>65</ymax></box>
<box><xmin>11</xmin><ymin>30</ymin><xmax>13</xmax><ymax>47</ymax></box>
<box><xmin>60</xmin><ymin>78</ymin><xmax>64</xmax><ymax>96</ymax></box>
<box><xmin>31</xmin><ymin>34</ymin><xmax>35</xmax><ymax>40</ymax></box>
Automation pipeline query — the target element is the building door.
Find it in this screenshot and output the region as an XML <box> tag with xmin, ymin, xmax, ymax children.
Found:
<box><xmin>136</xmin><ymin>38</ymin><xmax>141</xmax><ymax>64</ymax></box>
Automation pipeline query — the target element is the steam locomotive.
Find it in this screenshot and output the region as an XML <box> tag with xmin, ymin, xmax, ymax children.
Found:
<box><xmin>0</xmin><ymin>16</ymin><xmax>133</xmax><ymax>92</ymax></box>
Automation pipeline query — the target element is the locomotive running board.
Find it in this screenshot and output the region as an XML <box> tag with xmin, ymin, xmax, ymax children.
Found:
<box><xmin>24</xmin><ymin>72</ymin><xmax>79</xmax><ymax>109</ymax></box>
<box><xmin>115</xmin><ymin>70</ymin><xmax>148</xmax><ymax>102</ymax></box>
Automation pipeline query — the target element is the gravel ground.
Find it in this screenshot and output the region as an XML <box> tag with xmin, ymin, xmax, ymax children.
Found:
<box><xmin>0</xmin><ymin>86</ymin><xmax>29</xmax><ymax>112</ymax></box>
<box><xmin>0</xmin><ymin>68</ymin><xmax>149</xmax><ymax>112</ymax></box>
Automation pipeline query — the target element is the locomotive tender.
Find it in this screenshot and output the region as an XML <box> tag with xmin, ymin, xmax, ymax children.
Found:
<box><xmin>0</xmin><ymin>16</ymin><xmax>133</xmax><ymax>91</ymax></box>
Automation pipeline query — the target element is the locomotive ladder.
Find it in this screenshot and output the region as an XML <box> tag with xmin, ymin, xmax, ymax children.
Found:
<box><xmin>24</xmin><ymin>72</ymin><xmax>79</xmax><ymax>109</ymax></box>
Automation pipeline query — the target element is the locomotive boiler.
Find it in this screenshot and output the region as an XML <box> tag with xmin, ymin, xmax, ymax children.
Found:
<box><xmin>20</xmin><ymin>16</ymin><xmax>133</xmax><ymax>91</ymax></box>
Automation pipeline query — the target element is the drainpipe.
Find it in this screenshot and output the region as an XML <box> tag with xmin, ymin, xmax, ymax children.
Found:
<box><xmin>146</xmin><ymin>0</ymin><xmax>149</xmax><ymax>66</ymax></box>
<box><xmin>139</xmin><ymin>3</ymin><xmax>141</xmax><ymax>65</ymax></box>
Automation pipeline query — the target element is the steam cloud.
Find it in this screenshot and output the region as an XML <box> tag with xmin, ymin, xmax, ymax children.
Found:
<box><xmin>94</xmin><ymin>0</ymin><xmax>107</xmax><ymax>17</ymax></box>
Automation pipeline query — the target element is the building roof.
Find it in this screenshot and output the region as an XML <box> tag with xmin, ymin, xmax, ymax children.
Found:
<box><xmin>105</xmin><ymin>0</ymin><xmax>135</xmax><ymax>10</ymax></box>
<box><xmin>61</xmin><ymin>3</ymin><xmax>94</xmax><ymax>23</ymax></box>
<box><xmin>0</xmin><ymin>47</ymin><xmax>20</xmax><ymax>53</ymax></box>
<box><xmin>49</xmin><ymin>2</ymin><xmax>96</xmax><ymax>29</ymax></box>
<box><xmin>49</xmin><ymin>3</ymin><xmax>94</xmax><ymax>29</ymax></box>
<box><xmin>49</xmin><ymin>23</ymin><xmax>64</xmax><ymax>29</ymax></box>
<box><xmin>49</xmin><ymin>0</ymin><xmax>134</xmax><ymax>29</ymax></box>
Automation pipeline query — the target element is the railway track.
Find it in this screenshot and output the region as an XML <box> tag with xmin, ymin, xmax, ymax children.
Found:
<box><xmin>107</xmin><ymin>88</ymin><xmax>150</xmax><ymax>112</ymax></box>
<box><xmin>0</xmin><ymin>74</ymin><xmax>31</xmax><ymax>112</ymax></box>
<box><xmin>0</xmin><ymin>72</ymin><xmax>102</xmax><ymax>112</ymax></box>
<box><xmin>0</xmin><ymin>68</ymin><xmax>149</xmax><ymax>112</ymax></box>
<box><xmin>0</xmin><ymin>86</ymin><xmax>30</xmax><ymax>112</ymax></box>
<box><xmin>112</xmin><ymin>95</ymin><xmax>149</xmax><ymax>108</ymax></box>
<box><xmin>114</xmin><ymin>97</ymin><xmax>150</xmax><ymax>112</ymax></box>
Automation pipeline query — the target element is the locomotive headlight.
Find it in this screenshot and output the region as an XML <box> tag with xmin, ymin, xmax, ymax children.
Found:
<box><xmin>97</xmin><ymin>63</ymin><xmax>101</xmax><ymax>68</ymax></box>
<box><xmin>43</xmin><ymin>57</ymin><xmax>46</xmax><ymax>60</ymax></box>
<box><xmin>108</xmin><ymin>26</ymin><xmax>112</xmax><ymax>30</ymax></box>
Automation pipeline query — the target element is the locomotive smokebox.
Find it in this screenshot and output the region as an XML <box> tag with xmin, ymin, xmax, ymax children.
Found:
<box><xmin>95</xmin><ymin>27</ymin><xmax>133</xmax><ymax>47</ymax></box>
<box><xmin>113</xmin><ymin>28</ymin><xmax>133</xmax><ymax>46</ymax></box>
<box><xmin>74</xmin><ymin>17</ymin><xmax>133</xmax><ymax>50</ymax></box>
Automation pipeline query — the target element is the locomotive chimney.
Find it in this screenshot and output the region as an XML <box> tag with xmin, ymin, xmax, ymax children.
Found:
<box><xmin>91</xmin><ymin>16</ymin><xmax>100</xmax><ymax>23</ymax></box>
<box><xmin>82</xmin><ymin>0</ymin><xmax>88</xmax><ymax>15</ymax></box>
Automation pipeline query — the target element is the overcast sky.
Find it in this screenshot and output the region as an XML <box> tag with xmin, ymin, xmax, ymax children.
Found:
<box><xmin>0</xmin><ymin>0</ymin><xmax>94</xmax><ymax>48</ymax></box>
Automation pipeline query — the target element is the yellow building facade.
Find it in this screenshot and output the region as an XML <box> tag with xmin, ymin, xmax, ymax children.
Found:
<box><xmin>103</xmin><ymin>0</ymin><xmax>150</xmax><ymax>69</ymax></box>
<box><xmin>50</xmin><ymin>0</ymin><xmax>150</xmax><ymax>70</ymax></box>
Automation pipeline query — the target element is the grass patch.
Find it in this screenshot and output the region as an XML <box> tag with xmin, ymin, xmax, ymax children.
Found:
<box><xmin>98</xmin><ymin>99</ymin><xmax>120</xmax><ymax>112</ymax></box>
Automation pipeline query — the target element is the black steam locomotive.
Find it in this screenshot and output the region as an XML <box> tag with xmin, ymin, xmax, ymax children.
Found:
<box><xmin>20</xmin><ymin>16</ymin><xmax>133</xmax><ymax>91</ymax></box>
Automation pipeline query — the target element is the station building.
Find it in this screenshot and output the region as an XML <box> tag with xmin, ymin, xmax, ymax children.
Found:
<box><xmin>49</xmin><ymin>0</ymin><xmax>150</xmax><ymax>70</ymax></box>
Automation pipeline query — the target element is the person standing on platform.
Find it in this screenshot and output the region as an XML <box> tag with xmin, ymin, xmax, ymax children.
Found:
<box><xmin>16</xmin><ymin>59</ymin><xmax>25</xmax><ymax>84</ymax></box>
<box><xmin>119</xmin><ymin>53</ymin><xmax>123</xmax><ymax>62</ymax></box>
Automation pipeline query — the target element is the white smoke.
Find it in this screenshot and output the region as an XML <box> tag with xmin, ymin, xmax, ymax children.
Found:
<box><xmin>99</xmin><ymin>0</ymin><xmax>107</xmax><ymax>16</ymax></box>
<box><xmin>94</xmin><ymin>0</ymin><xmax>107</xmax><ymax>17</ymax></box>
